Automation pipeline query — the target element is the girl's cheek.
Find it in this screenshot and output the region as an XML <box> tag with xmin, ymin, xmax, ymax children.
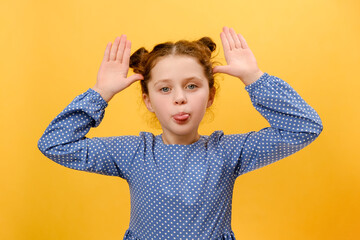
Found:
<box><xmin>152</xmin><ymin>93</ymin><xmax>170</xmax><ymax>102</ymax></box>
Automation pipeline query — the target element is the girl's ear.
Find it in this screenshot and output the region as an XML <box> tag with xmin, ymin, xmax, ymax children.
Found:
<box><xmin>142</xmin><ymin>93</ymin><xmax>154</xmax><ymax>112</ymax></box>
<box><xmin>206</xmin><ymin>87</ymin><xmax>216</xmax><ymax>108</ymax></box>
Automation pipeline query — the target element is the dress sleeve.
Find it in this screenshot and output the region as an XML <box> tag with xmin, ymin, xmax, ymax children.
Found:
<box><xmin>37</xmin><ymin>88</ymin><xmax>141</xmax><ymax>180</ymax></box>
<box><xmin>229</xmin><ymin>72</ymin><xmax>323</xmax><ymax>178</ymax></box>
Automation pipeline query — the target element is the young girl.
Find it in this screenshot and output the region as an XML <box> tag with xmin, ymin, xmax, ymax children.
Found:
<box><xmin>38</xmin><ymin>26</ymin><xmax>323</xmax><ymax>239</ymax></box>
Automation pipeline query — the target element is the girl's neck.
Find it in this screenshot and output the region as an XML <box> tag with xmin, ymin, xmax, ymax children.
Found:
<box><xmin>161</xmin><ymin>132</ymin><xmax>200</xmax><ymax>145</ymax></box>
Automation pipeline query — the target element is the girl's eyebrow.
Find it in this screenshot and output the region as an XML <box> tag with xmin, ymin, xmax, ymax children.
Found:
<box><xmin>183</xmin><ymin>76</ymin><xmax>203</xmax><ymax>81</ymax></box>
<box><xmin>154</xmin><ymin>76</ymin><xmax>203</xmax><ymax>84</ymax></box>
<box><xmin>153</xmin><ymin>79</ymin><xmax>172</xmax><ymax>88</ymax></box>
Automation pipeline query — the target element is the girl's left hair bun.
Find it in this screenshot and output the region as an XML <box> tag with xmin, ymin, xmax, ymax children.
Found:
<box><xmin>130</xmin><ymin>47</ymin><xmax>149</xmax><ymax>73</ymax></box>
<box><xmin>196</xmin><ymin>37</ymin><xmax>216</xmax><ymax>53</ymax></box>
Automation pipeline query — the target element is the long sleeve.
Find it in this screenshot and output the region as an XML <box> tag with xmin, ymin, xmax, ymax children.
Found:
<box><xmin>224</xmin><ymin>72</ymin><xmax>323</xmax><ymax>178</ymax></box>
<box><xmin>37</xmin><ymin>88</ymin><xmax>141</xmax><ymax>180</ymax></box>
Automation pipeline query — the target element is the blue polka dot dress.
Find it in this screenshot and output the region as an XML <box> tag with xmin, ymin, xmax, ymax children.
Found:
<box><xmin>38</xmin><ymin>73</ymin><xmax>323</xmax><ymax>239</ymax></box>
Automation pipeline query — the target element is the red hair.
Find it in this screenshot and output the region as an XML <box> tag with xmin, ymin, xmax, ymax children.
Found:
<box><xmin>129</xmin><ymin>37</ymin><xmax>219</xmax><ymax>95</ymax></box>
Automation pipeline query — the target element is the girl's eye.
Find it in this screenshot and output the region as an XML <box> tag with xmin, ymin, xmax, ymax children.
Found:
<box><xmin>160</xmin><ymin>87</ymin><xmax>170</xmax><ymax>92</ymax></box>
<box><xmin>187</xmin><ymin>84</ymin><xmax>197</xmax><ymax>90</ymax></box>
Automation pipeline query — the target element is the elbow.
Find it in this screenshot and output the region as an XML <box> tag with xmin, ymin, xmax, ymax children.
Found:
<box><xmin>305</xmin><ymin>124</ymin><xmax>323</xmax><ymax>145</ymax></box>
<box><xmin>37</xmin><ymin>138</ymin><xmax>45</xmax><ymax>154</ymax></box>
<box><xmin>306</xmin><ymin>115</ymin><xmax>324</xmax><ymax>137</ymax></box>
<box><xmin>314</xmin><ymin>118</ymin><xmax>324</xmax><ymax>137</ymax></box>
<box><xmin>37</xmin><ymin>137</ymin><xmax>49</xmax><ymax>155</ymax></box>
<box><xmin>314</xmin><ymin>112</ymin><xmax>324</xmax><ymax>136</ymax></box>
<box><xmin>317</xmin><ymin>123</ymin><xmax>324</xmax><ymax>136</ymax></box>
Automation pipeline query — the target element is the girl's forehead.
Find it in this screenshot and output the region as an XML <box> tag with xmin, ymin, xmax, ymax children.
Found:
<box><xmin>150</xmin><ymin>55</ymin><xmax>205</xmax><ymax>79</ymax></box>
<box><xmin>153</xmin><ymin>55</ymin><xmax>200</xmax><ymax>67</ymax></box>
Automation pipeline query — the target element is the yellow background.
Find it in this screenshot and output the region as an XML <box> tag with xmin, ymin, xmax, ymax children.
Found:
<box><xmin>1</xmin><ymin>0</ymin><xmax>359</xmax><ymax>239</ymax></box>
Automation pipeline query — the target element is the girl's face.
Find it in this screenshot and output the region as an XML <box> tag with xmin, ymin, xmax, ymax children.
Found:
<box><xmin>143</xmin><ymin>55</ymin><xmax>215</xmax><ymax>144</ymax></box>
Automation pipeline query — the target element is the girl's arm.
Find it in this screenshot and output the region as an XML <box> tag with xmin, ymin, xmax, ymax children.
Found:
<box><xmin>233</xmin><ymin>72</ymin><xmax>322</xmax><ymax>177</ymax></box>
<box><xmin>214</xmin><ymin>27</ymin><xmax>323</xmax><ymax>177</ymax></box>
<box><xmin>38</xmin><ymin>35</ymin><xmax>144</xmax><ymax>180</ymax></box>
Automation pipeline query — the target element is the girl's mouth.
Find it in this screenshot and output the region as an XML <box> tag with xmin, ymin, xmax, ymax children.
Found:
<box><xmin>173</xmin><ymin>113</ymin><xmax>190</xmax><ymax>123</ymax></box>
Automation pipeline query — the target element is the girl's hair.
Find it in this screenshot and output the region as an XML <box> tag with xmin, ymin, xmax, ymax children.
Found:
<box><xmin>129</xmin><ymin>37</ymin><xmax>218</xmax><ymax>95</ymax></box>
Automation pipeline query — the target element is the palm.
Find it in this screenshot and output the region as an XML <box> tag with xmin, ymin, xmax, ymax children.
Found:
<box><xmin>213</xmin><ymin>27</ymin><xmax>263</xmax><ymax>85</ymax></box>
<box><xmin>94</xmin><ymin>35</ymin><xmax>143</xmax><ymax>100</ymax></box>
<box><xmin>97</xmin><ymin>60</ymin><xmax>129</xmax><ymax>93</ymax></box>
<box><xmin>223</xmin><ymin>47</ymin><xmax>258</xmax><ymax>77</ymax></box>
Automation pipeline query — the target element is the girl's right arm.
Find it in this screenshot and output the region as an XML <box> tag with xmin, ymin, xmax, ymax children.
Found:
<box><xmin>38</xmin><ymin>35</ymin><xmax>144</xmax><ymax>180</ymax></box>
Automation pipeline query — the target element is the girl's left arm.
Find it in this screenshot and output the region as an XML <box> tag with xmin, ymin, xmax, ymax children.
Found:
<box><xmin>232</xmin><ymin>72</ymin><xmax>323</xmax><ymax>177</ymax></box>
<box><xmin>214</xmin><ymin>27</ymin><xmax>323</xmax><ymax>177</ymax></box>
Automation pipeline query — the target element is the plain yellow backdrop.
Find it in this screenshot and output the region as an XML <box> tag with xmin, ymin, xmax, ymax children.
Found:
<box><xmin>1</xmin><ymin>0</ymin><xmax>359</xmax><ymax>239</ymax></box>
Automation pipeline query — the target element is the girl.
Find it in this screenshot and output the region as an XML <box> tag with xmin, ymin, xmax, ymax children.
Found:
<box><xmin>38</xmin><ymin>26</ymin><xmax>323</xmax><ymax>239</ymax></box>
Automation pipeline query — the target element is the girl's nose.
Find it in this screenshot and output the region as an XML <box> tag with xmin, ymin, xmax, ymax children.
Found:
<box><xmin>174</xmin><ymin>90</ymin><xmax>187</xmax><ymax>105</ymax></box>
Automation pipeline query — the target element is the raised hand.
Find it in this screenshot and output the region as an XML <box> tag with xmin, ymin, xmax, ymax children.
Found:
<box><xmin>213</xmin><ymin>27</ymin><xmax>264</xmax><ymax>86</ymax></box>
<box><xmin>92</xmin><ymin>35</ymin><xmax>144</xmax><ymax>102</ymax></box>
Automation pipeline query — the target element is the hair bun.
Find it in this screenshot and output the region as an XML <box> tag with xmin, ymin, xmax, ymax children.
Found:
<box><xmin>130</xmin><ymin>47</ymin><xmax>148</xmax><ymax>72</ymax></box>
<box><xmin>197</xmin><ymin>37</ymin><xmax>216</xmax><ymax>53</ymax></box>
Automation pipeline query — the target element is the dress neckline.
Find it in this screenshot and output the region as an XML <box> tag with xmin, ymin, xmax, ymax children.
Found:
<box><xmin>156</xmin><ymin>134</ymin><xmax>205</xmax><ymax>148</ymax></box>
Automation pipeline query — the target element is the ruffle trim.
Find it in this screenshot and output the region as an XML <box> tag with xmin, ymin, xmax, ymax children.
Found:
<box><xmin>123</xmin><ymin>229</ymin><xmax>236</xmax><ymax>239</ymax></box>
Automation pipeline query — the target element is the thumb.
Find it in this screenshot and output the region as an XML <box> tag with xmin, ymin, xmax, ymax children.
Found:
<box><xmin>213</xmin><ymin>65</ymin><xmax>231</xmax><ymax>75</ymax></box>
<box><xmin>127</xmin><ymin>73</ymin><xmax>144</xmax><ymax>84</ymax></box>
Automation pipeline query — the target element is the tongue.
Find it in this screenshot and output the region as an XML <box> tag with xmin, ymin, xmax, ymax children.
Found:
<box><xmin>174</xmin><ymin>114</ymin><xmax>189</xmax><ymax>121</ymax></box>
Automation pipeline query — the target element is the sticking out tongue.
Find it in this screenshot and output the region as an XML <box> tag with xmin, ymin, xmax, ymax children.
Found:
<box><xmin>173</xmin><ymin>113</ymin><xmax>189</xmax><ymax>121</ymax></box>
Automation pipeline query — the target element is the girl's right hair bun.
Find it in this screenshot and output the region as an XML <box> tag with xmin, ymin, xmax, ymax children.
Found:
<box><xmin>197</xmin><ymin>37</ymin><xmax>216</xmax><ymax>53</ymax></box>
<box><xmin>129</xmin><ymin>47</ymin><xmax>148</xmax><ymax>71</ymax></box>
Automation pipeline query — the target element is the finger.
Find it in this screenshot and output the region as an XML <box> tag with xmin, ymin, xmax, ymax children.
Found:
<box><xmin>223</xmin><ymin>26</ymin><xmax>235</xmax><ymax>50</ymax></box>
<box><xmin>229</xmin><ymin>28</ymin><xmax>241</xmax><ymax>49</ymax></box>
<box><xmin>122</xmin><ymin>40</ymin><xmax>131</xmax><ymax>67</ymax></box>
<box><xmin>110</xmin><ymin>36</ymin><xmax>121</xmax><ymax>61</ymax></box>
<box><xmin>220</xmin><ymin>32</ymin><xmax>230</xmax><ymax>52</ymax></box>
<box><xmin>238</xmin><ymin>33</ymin><xmax>248</xmax><ymax>49</ymax></box>
<box><xmin>103</xmin><ymin>42</ymin><xmax>111</xmax><ymax>62</ymax></box>
<box><xmin>116</xmin><ymin>35</ymin><xmax>127</xmax><ymax>63</ymax></box>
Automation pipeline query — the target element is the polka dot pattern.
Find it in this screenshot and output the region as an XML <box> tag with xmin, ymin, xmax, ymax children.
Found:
<box><xmin>38</xmin><ymin>72</ymin><xmax>323</xmax><ymax>239</ymax></box>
